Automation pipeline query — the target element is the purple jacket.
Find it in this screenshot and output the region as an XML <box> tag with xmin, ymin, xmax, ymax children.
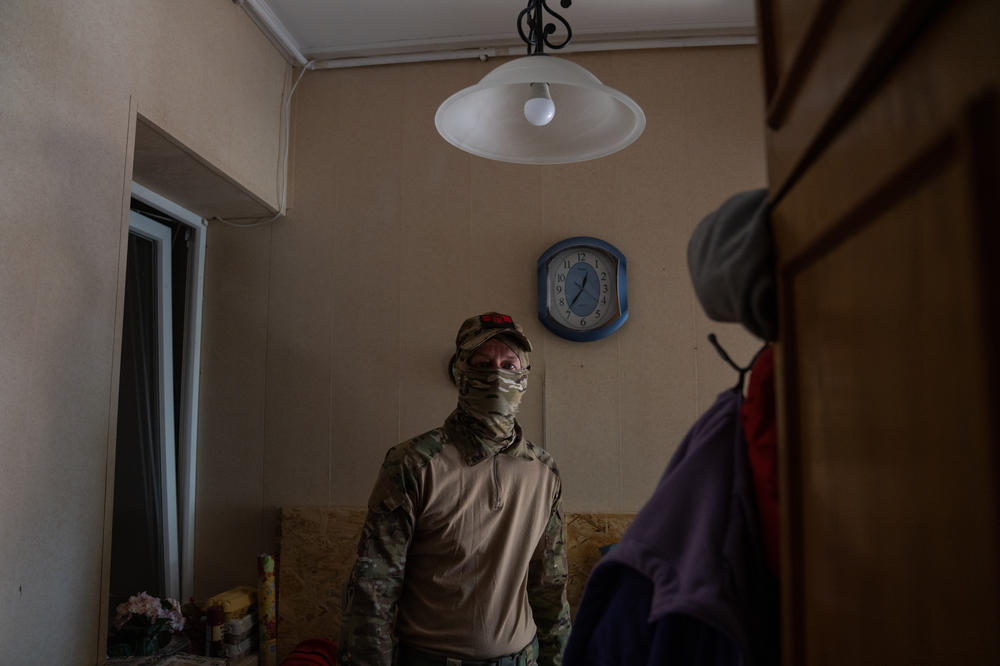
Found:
<box><xmin>563</xmin><ymin>389</ymin><xmax>778</xmax><ymax>666</ymax></box>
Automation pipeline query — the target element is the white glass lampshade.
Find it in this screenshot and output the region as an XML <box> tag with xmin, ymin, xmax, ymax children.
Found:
<box><xmin>435</xmin><ymin>55</ymin><xmax>645</xmax><ymax>165</ymax></box>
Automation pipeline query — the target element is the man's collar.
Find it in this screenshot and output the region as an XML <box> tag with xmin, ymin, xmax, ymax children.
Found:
<box><xmin>444</xmin><ymin>409</ymin><xmax>534</xmax><ymax>465</ymax></box>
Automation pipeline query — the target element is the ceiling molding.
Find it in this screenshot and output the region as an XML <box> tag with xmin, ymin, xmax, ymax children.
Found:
<box><xmin>309</xmin><ymin>32</ymin><xmax>758</xmax><ymax>70</ymax></box>
<box><xmin>306</xmin><ymin>23</ymin><xmax>757</xmax><ymax>61</ymax></box>
<box><xmin>238</xmin><ymin>0</ymin><xmax>757</xmax><ymax>70</ymax></box>
<box><xmin>234</xmin><ymin>0</ymin><xmax>307</xmax><ymax>66</ymax></box>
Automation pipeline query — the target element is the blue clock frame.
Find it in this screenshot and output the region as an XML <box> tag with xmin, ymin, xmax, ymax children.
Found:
<box><xmin>537</xmin><ymin>236</ymin><xmax>629</xmax><ymax>342</ymax></box>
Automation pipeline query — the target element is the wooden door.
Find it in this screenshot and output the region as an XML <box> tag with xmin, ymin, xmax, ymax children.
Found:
<box><xmin>756</xmin><ymin>0</ymin><xmax>1000</xmax><ymax>663</ymax></box>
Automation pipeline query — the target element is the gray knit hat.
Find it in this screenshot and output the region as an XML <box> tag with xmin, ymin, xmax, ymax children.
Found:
<box><xmin>687</xmin><ymin>189</ymin><xmax>777</xmax><ymax>341</ymax></box>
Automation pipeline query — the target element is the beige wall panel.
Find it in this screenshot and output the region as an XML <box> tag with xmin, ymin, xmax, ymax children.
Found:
<box><xmin>2</xmin><ymin>0</ymin><xmax>287</xmax><ymax>658</ymax></box>
<box><xmin>296</xmin><ymin>68</ymin><xmax>408</xmax><ymax>505</ymax></box>
<box><xmin>529</xmin><ymin>53</ymin><xmax>628</xmax><ymax>510</ymax></box>
<box><xmin>261</xmin><ymin>205</ymin><xmax>335</xmax><ymax>511</ymax></box>
<box><xmin>543</xmin><ymin>334</ymin><xmax>624</xmax><ymax>510</ymax></box>
<box><xmin>612</xmin><ymin>64</ymin><xmax>704</xmax><ymax>507</ymax></box>
<box><xmin>615</xmin><ymin>188</ymin><xmax>699</xmax><ymax>509</ymax></box>
<box><xmin>127</xmin><ymin>0</ymin><xmax>288</xmax><ymax>206</ymax></box>
<box><xmin>617</xmin><ymin>48</ymin><xmax>766</xmax><ymax>507</ymax></box>
<box><xmin>195</xmin><ymin>225</ymin><xmax>273</xmax><ymax>597</ymax></box>
<box><xmin>396</xmin><ymin>61</ymin><xmax>476</xmax><ymax>442</ymax></box>
<box><xmin>1</xmin><ymin>98</ymin><xmax>126</xmax><ymax>646</ymax></box>
<box><xmin>194</xmin><ymin>46</ymin><xmax>766</xmax><ymax>614</ymax></box>
<box><xmin>619</xmin><ymin>312</ymin><xmax>698</xmax><ymax>509</ymax></box>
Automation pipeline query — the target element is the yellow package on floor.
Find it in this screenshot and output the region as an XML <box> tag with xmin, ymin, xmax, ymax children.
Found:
<box><xmin>205</xmin><ymin>585</ymin><xmax>256</xmax><ymax>619</ymax></box>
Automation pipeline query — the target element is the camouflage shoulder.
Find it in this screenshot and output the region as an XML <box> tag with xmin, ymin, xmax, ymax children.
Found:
<box><xmin>524</xmin><ymin>439</ymin><xmax>561</xmax><ymax>477</ymax></box>
<box><xmin>385</xmin><ymin>427</ymin><xmax>447</xmax><ymax>466</ymax></box>
<box><xmin>368</xmin><ymin>428</ymin><xmax>447</xmax><ymax>514</ymax></box>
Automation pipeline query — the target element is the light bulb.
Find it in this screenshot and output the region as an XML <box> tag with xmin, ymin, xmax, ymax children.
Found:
<box><xmin>524</xmin><ymin>82</ymin><xmax>555</xmax><ymax>126</ymax></box>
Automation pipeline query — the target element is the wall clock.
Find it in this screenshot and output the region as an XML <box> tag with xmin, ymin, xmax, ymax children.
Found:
<box><xmin>537</xmin><ymin>236</ymin><xmax>628</xmax><ymax>341</ymax></box>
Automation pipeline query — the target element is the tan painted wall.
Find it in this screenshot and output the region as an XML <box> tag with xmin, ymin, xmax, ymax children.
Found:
<box><xmin>196</xmin><ymin>46</ymin><xmax>767</xmax><ymax>596</ymax></box>
<box><xmin>0</xmin><ymin>1</ymin><xmax>288</xmax><ymax>663</ymax></box>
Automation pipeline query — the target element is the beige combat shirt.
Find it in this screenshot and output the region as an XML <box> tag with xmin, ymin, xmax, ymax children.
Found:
<box><xmin>339</xmin><ymin>410</ymin><xmax>570</xmax><ymax>666</ymax></box>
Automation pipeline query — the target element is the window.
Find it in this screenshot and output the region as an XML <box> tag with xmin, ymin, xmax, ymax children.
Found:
<box><xmin>109</xmin><ymin>184</ymin><xmax>205</xmax><ymax>606</ymax></box>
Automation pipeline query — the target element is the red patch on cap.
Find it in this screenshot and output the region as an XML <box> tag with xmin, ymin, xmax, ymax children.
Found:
<box><xmin>480</xmin><ymin>313</ymin><xmax>515</xmax><ymax>329</ymax></box>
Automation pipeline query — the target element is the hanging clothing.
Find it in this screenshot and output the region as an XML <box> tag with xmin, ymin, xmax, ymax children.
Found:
<box><xmin>563</xmin><ymin>389</ymin><xmax>779</xmax><ymax>666</ymax></box>
<box><xmin>741</xmin><ymin>345</ymin><xmax>780</xmax><ymax>578</ymax></box>
<box><xmin>687</xmin><ymin>188</ymin><xmax>777</xmax><ymax>341</ymax></box>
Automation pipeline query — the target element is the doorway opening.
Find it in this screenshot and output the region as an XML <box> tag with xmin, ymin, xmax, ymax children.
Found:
<box><xmin>109</xmin><ymin>185</ymin><xmax>205</xmax><ymax>611</ymax></box>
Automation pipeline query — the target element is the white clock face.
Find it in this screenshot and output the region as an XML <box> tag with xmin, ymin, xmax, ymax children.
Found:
<box><xmin>545</xmin><ymin>246</ymin><xmax>620</xmax><ymax>331</ymax></box>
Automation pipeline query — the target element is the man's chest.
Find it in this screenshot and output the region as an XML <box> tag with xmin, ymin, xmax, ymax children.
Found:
<box><xmin>411</xmin><ymin>449</ymin><xmax>554</xmax><ymax>553</ymax></box>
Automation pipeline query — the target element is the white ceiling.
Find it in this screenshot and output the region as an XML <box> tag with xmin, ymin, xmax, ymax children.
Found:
<box><xmin>242</xmin><ymin>0</ymin><xmax>757</xmax><ymax>67</ymax></box>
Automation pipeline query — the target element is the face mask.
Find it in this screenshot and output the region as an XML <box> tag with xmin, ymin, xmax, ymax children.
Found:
<box><xmin>455</xmin><ymin>366</ymin><xmax>528</xmax><ymax>440</ymax></box>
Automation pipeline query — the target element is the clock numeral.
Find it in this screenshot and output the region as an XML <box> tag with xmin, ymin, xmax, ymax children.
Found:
<box><xmin>555</xmin><ymin>285</ymin><xmax>562</xmax><ymax>294</ymax></box>
<box><xmin>595</xmin><ymin>309</ymin><xmax>601</xmax><ymax>318</ymax></box>
<box><xmin>580</xmin><ymin>318</ymin><xmax>587</xmax><ymax>327</ymax></box>
<box><xmin>578</xmin><ymin>252</ymin><xmax>586</xmax><ymax>262</ymax></box>
<box><xmin>558</xmin><ymin>297</ymin><xmax>565</xmax><ymax>306</ymax></box>
<box><xmin>563</xmin><ymin>259</ymin><xmax>571</xmax><ymax>268</ymax></box>
<box><xmin>602</xmin><ymin>295</ymin><xmax>607</xmax><ymax>304</ymax></box>
<box><xmin>557</xmin><ymin>273</ymin><xmax>565</xmax><ymax>282</ymax></box>
<box><xmin>565</xmin><ymin>309</ymin><xmax>572</xmax><ymax>319</ymax></box>
<box><xmin>603</xmin><ymin>284</ymin><xmax>608</xmax><ymax>293</ymax></box>
<box><xmin>601</xmin><ymin>271</ymin><xmax>608</xmax><ymax>280</ymax></box>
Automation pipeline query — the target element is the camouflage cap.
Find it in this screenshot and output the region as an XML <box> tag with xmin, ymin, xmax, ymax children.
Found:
<box><xmin>456</xmin><ymin>312</ymin><xmax>533</xmax><ymax>353</ymax></box>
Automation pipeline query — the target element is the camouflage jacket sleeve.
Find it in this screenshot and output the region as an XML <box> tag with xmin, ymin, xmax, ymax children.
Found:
<box><xmin>339</xmin><ymin>445</ymin><xmax>419</xmax><ymax>666</ymax></box>
<box><xmin>527</xmin><ymin>485</ymin><xmax>571</xmax><ymax>666</ymax></box>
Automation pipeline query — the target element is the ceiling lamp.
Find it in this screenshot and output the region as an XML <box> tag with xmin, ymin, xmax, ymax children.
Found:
<box><xmin>435</xmin><ymin>0</ymin><xmax>646</xmax><ymax>165</ymax></box>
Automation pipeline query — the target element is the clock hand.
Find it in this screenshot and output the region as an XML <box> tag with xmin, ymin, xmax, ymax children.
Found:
<box><xmin>580</xmin><ymin>271</ymin><xmax>603</xmax><ymax>299</ymax></box>
<box><xmin>567</xmin><ymin>268</ymin><xmax>588</xmax><ymax>306</ymax></box>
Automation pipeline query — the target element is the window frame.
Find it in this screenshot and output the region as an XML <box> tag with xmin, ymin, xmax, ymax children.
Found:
<box><xmin>129</xmin><ymin>182</ymin><xmax>206</xmax><ymax>602</ymax></box>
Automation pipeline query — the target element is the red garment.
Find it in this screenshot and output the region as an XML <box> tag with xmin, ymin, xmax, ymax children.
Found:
<box><xmin>281</xmin><ymin>638</ymin><xmax>338</xmax><ymax>665</ymax></box>
<box><xmin>741</xmin><ymin>345</ymin><xmax>780</xmax><ymax>578</ymax></box>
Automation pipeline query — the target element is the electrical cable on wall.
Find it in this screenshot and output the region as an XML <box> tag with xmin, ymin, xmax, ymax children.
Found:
<box><xmin>210</xmin><ymin>60</ymin><xmax>314</xmax><ymax>228</ymax></box>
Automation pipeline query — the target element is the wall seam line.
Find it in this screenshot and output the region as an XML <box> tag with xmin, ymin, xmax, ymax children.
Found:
<box><xmin>261</xmin><ymin>220</ymin><xmax>274</xmax><ymax>554</ymax></box>
<box><xmin>618</xmin><ymin>334</ymin><xmax>625</xmax><ymax>512</ymax></box>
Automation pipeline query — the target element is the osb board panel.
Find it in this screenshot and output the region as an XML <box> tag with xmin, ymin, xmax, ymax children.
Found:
<box><xmin>277</xmin><ymin>507</ymin><xmax>367</xmax><ymax>661</ymax></box>
<box><xmin>565</xmin><ymin>513</ymin><xmax>635</xmax><ymax>617</ymax></box>
<box><xmin>276</xmin><ymin>507</ymin><xmax>633</xmax><ymax>659</ymax></box>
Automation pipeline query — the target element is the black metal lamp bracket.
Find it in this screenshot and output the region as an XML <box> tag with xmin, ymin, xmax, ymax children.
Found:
<box><xmin>517</xmin><ymin>0</ymin><xmax>573</xmax><ymax>55</ymax></box>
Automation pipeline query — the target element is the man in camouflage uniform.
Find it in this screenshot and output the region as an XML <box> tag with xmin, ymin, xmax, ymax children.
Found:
<box><xmin>339</xmin><ymin>312</ymin><xmax>571</xmax><ymax>666</ymax></box>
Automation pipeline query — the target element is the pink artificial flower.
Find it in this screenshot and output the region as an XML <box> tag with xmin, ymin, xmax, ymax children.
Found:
<box><xmin>113</xmin><ymin>592</ymin><xmax>185</xmax><ymax>632</ymax></box>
